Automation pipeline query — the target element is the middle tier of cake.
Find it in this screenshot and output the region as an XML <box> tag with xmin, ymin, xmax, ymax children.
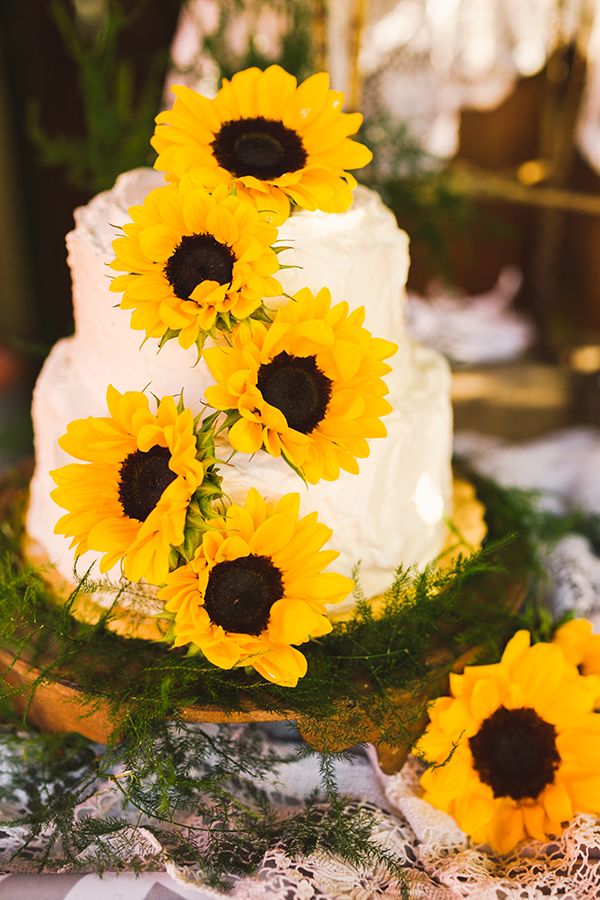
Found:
<box><xmin>64</xmin><ymin>170</ymin><xmax>410</xmax><ymax>403</ymax></box>
<box><xmin>27</xmin><ymin>334</ymin><xmax>452</xmax><ymax>603</ymax></box>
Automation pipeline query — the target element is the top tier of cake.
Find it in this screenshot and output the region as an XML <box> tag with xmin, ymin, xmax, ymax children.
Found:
<box><xmin>69</xmin><ymin>169</ymin><xmax>409</xmax><ymax>405</ymax></box>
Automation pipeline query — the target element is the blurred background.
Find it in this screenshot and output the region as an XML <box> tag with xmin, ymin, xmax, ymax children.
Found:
<box><xmin>1</xmin><ymin>0</ymin><xmax>600</xmax><ymax>465</ymax></box>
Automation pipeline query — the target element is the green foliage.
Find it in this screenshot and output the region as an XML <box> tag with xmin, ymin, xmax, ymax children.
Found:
<box><xmin>0</xmin><ymin>484</ymin><xmax>519</xmax><ymax>738</ymax></box>
<box><xmin>28</xmin><ymin>0</ymin><xmax>487</xmax><ymax>275</ymax></box>
<box><xmin>29</xmin><ymin>0</ymin><xmax>173</xmax><ymax>192</ymax></box>
<box><xmin>199</xmin><ymin>0</ymin><xmax>315</xmax><ymax>82</ymax></box>
<box><xmin>1</xmin><ymin>469</ymin><xmax>594</xmax><ymax>880</ymax></box>
<box><xmin>0</xmin><ymin>721</ymin><xmax>408</xmax><ymax>888</ymax></box>
<box><xmin>470</xmin><ymin>471</ymin><xmax>600</xmax><ymax>642</ymax></box>
<box><xmin>0</xmin><ymin>404</ymin><xmax>32</xmax><ymax>462</ymax></box>
<box><xmin>360</xmin><ymin>116</ymin><xmax>476</xmax><ymax>277</ymax></box>
<box><xmin>29</xmin><ymin>0</ymin><xmax>315</xmax><ymax>194</ymax></box>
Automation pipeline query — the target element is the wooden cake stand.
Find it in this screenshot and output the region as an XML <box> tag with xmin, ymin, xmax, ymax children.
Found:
<box><xmin>0</xmin><ymin>473</ymin><xmax>522</xmax><ymax>773</ymax></box>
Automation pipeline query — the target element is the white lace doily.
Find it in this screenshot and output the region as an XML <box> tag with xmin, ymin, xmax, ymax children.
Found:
<box><xmin>378</xmin><ymin>755</ymin><xmax>600</xmax><ymax>899</ymax></box>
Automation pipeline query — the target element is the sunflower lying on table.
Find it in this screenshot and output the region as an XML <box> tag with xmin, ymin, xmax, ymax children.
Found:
<box><xmin>417</xmin><ymin>628</ymin><xmax>600</xmax><ymax>853</ymax></box>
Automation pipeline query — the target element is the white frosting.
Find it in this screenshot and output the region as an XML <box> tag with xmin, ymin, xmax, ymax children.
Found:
<box><xmin>27</xmin><ymin>169</ymin><xmax>453</xmax><ymax>607</ymax></box>
<box><xmin>65</xmin><ymin>168</ymin><xmax>408</xmax><ymax>403</ymax></box>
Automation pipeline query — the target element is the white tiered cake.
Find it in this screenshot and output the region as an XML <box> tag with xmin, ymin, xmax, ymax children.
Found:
<box><xmin>27</xmin><ymin>168</ymin><xmax>453</xmax><ymax>603</ymax></box>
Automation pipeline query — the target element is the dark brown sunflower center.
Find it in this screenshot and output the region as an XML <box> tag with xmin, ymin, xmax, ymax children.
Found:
<box><xmin>118</xmin><ymin>444</ymin><xmax>177</xmax><ymax>523</ymax></box>
<box><xmin>164</xmin><ymin>233</ymin><xmax>236</xmax><ymax>300</ymax></box>
<box><xmin>469</xmin><ymin>706</ymin><xmax>560</xmax><ymax>800</ymax></box>
<box><xmin>203</xmin><ymin>554</ymin><xmax>284</xmax><ymax>635</ymax></box>
<box><xmin>257</xmin><ymin>351</ymin><xmax>332</xmax><ymax>434</ymax></box>
<box><xmin>211</xmin><ymin>117</ymin><xmax>307</xmax><ymax>180</ymax></box>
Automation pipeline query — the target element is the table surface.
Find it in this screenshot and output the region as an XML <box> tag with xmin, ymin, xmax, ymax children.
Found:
<box><xmin>0</xmin><ymin>873</ymin><xmax>214</xmax><ymax>899</ymax></box>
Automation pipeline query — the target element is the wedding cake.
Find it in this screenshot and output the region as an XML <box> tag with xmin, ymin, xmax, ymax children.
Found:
<box><xmin>25</xmin><ymin>66</ymin><xmax>453</xmax><ymax>681</ymax></box>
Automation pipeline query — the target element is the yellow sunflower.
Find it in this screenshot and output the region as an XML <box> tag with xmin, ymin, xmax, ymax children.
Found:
<box><xmin>417</xmin><ymin>630</ymin><xmax>600</xmax><ymax>854</ymax></box>
<box><xmin>51</xmin><ymin>386</ymin><xmax>221</xmax><ymax>585</ymax></box>
<box><xmin>110</xmin><ymin>176</ymin><xmax>281</xmax><ymax>351</ymax></box>
<box><xmin>151</xmin><ymin>65</ymin><xmax>373</xmax><ymax>225</ymax></box>
<box><xmin>554</xmin><ymin>618</ymin><xmax>600</xmax><ymax>681</ymax></box>
<box><xmin>158</xmin><ymin>488</ymin><xmax>353</xmax><ymax>686</ymax></box>
<box><xmin>203</xmin><ymin>287</ymin><xmax>397</xmax><ymax>484</ymax></box>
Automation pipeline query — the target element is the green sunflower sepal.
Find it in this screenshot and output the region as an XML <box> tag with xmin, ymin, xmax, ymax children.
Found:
<box><xmin>157</xmin><ymin>329</ymin><xmax>181</xmax><ymax>351</ymax></box>
<box><xmin>280</xmin><ymin>451</ymin><xmax>308</xmax><ymax>487</ymax></box>
<box><xmin>171</xmin><ymin>471</ymin><xmax>223</xmax><ymax>569</ymax></box>
<box><xmin>169</xmin><ymin>504</ymin><xmax>209</xmax><ymax>572</ymax></box>
<box><xmin>207</xmin><ymin>408</ymin><xmax>242</xmax><ymax>443</ymax></box>
<box><xmin>159</xmin><ymin>616</ymin><xmax>180</xmax><ymax>649</ymax></box>
<box><xmin>158</xmin><ymin>616</ymin><xmax>205</xmax><ymax>660</ymax></box>
<box><xmin>150</xmin><ymin>406</ymin><xmax>225</xmax><ymax>571</ymax></box>
<box><xmin>204</xmin><ymin>406</ymin><xmax>309</xmax><ymax>487</ymax></box>
<box><xmin>194</xmin><ymin>408</ymin><xmax>220</xmax><ymax>454</ymax></box>
<box><xmin>187</xmin><ymin>303</ymin><xmax>274</xmax><ymax>364</ymax></box>
<box><xmin>157</xmin><ymin>326</ymin><xmax>213</xmax><ymax>363</ymax></box>
<box><xmin>247</xmin><ymin>305</ymin><xmax>273</xmax><ymax>324</ymax></box>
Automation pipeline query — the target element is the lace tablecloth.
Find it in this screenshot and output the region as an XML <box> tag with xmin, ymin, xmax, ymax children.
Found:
<box><xmin>3</xmin><ymin>427</ymin><xmax>600</xmax><ymax>898</ymax></box>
